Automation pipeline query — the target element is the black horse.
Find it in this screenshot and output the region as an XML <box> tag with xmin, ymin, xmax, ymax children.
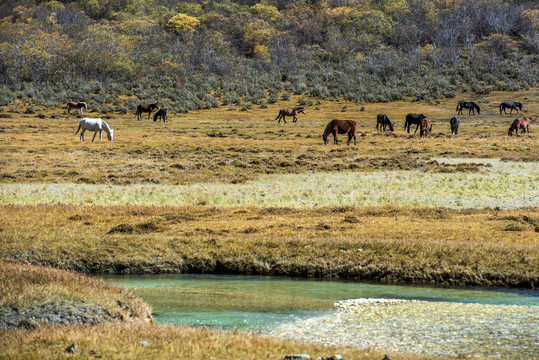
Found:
<box><xmin>456</xmin><ymin>101</ymin><xmax>480</xmax><ymax>115</ymax></box>
<box><xmin>450</xmin><ymin>116</ymin><xmax>460</xmax><ymax>135</ymax></box>
<box><xmin>499</xmin><ymin>102</ymin><xmax>523</xmax><ymax>114</ymax></box>
<box><xmin>404</xmin><ymin>113</ymin><xmax>426</xmax><ymax>134</ymax></box>
<box><xmin>153</xmin><ymin>108</ymin><xmax>168</xmax><ymax>122</ymax></box>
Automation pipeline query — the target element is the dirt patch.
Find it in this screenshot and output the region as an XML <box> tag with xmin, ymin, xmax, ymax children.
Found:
<box><xmin>108</xmin><ymin>221</ymin><xmax>162</xmax><ymax>234</ymax></box>
<box><xmin>0</xmin><ymin>300</ymin><xmax>119</xmax><ymax>329</ymax></box>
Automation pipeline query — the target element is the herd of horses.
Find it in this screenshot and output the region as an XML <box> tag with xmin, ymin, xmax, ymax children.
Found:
<box><xmin>64</xmin><ymin>99</ymin><xmax>530</xmax><ymax>143</ymax></box>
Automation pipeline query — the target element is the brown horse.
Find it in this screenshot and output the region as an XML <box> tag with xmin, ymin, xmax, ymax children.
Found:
<box><xmin>420</xmin><ymin>118</ymin><xmax>432</xmax><ymax>138</ymax></box>
<box><xmin>136</xmin><ymin>102</ymin><xmax>160</xmax><ymax>120</ymax></box>
<box><xmin>322</xmin><ymin>119</ymin><xmax>357</xmax><ymax>145</ymax></box>
<box><xmin>376</xmin><ymin>114</ymin><xmax>394</xmax><ymax>132</ymax></box>
<box><xmin>275</xmin><ymin>107</ymin><xmax>305</xmax><ymax>124</ymax></box>
<box><xmin>66</xmin><ymin>101</ymin><xmax>87</xmax><ymax>114</ymax></box>
<box><xmin>508</xmin><ymin>117</ymin><xmax>530</xmax><ymax>136</ymax></box>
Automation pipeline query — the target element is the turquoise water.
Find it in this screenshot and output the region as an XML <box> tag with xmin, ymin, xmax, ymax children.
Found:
<box><xmin>102</xmin><ymin>274</ymin><xmax>538</xmax><ymax>329</ymax></box>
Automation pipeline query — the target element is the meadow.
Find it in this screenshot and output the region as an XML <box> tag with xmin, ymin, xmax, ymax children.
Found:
<box><xmin>0</xmin><ymin>89</ymin><xmax>537</xmax><ymax>359</ymax></box>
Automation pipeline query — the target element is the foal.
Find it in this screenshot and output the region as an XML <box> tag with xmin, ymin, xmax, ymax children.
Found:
<box><xmin>376</xmin><ymin>114</ymin><xmax>394</xmax><ymax>132</ymax></box>
<box><xmin>153</xmin><ymin>108</ymin><xmax>168</xmax><ymax>122</ymax></box>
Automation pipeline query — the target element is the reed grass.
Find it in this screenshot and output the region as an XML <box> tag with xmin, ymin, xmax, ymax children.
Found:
<box><xmin>1</xmin><ymin>205</ymin><xmax>537</xmax><ymax>288</ymax></box>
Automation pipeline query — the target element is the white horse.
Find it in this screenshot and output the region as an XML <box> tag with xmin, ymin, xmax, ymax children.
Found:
<box><xmin>75</xmin><ymin>118</ymin><xmax>114</xmax><ymax>142</ymax></box>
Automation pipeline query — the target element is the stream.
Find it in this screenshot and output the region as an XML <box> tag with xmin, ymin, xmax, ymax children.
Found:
<box><xmin>102</xmin><ymin>274</ymin><xmax>538</xmax><ymax>358</ymax></box>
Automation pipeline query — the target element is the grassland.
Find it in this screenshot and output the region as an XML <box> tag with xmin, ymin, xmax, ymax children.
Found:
<box><xmin>0</xmin><ymin>89</ymin><xmax>537</xmax><ymax>359</ymax></box>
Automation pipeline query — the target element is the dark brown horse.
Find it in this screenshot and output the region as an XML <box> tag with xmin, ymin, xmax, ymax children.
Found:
<box><xmin>275</xmin><ymin>107</ymin><xmax>305</xmax><ymax>124</ymax></box>
<box><xmin>136</xmin><ymin>102</ymin><xmax>160</xmax><ymax>120</ymax></box>
<box><xmin>153</xmin><ymin>108</ymin><xmax>168</xmax><ymax>122</ymax></box>
<box><xmin>376</xmin><ymin>114</ymin><xmax>394</xmax><ymax>132</ymax></box>
<box><xmin>66</xmin><ymin>101</ymin><xmax>87</xmax><ymax>114</ymax></box>
<box><xmin>500</xmin><ymin>102</ymin><xmax>523</xmax><ymax>115</ymax></box>
<box><xmin>323</xmin><ymin>120</ymin><xmax>357</xmax><ymax>145</ymax></box>
<box><xmin>508</xmin><ymin>117</ymin><xmax>530</xmax><ymax>136</ymax></box>
<box><xmin>420</xmin><ymin>118</ymin><xmax>432</xmax><ymax>138</ymax></box>
<box><xmin>404</xmin><ymin>113</ymin><xmax>426</xmax><ymax>134</ymax></box>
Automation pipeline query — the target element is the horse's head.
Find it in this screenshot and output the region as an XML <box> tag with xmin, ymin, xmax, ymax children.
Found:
<box><xmin>108</xmin><ymin>129</ymin><xmax>114</xmax><ymax>141</ymax></box>
<box><xmin>322</xmin><ymin>134</ymin><xmax>329</xmax><ymax>145</ymax></box>
<box><xmin>387</xmin><ymin>120</ymin><xmax>394</xmax><ymax>131</ymax></box>
<box><xmin>517</xmin><ymin>103</ymin><xmax>523</xmax><ymax>110</ymax></box>
<box><xmin>508</xmin><ymin>128</ymin><xmax>513</xmax><ymax>136</ymax></box>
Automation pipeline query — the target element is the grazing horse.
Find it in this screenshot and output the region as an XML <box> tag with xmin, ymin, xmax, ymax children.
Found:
<box><xmin>500</xmin><ymin>102</ymin><xmax>523</xmax><ymax>114</ymax></box>
<box><xmin>508</xmin><ymin>117</ymin><xmax>530</xmax><ymax>136</ymax></box>
<box><xmin>322</xmin><ymin>119</ymin><xmax>357</xmax><ymax>145</ymax></box>
<box><xmin>420</xmin><ymin>118</ymin><xmax>432</xmax><ymax>138</ymax></box>
<box><xmin>456</xmin><ymin>101</ymin><xmax>480</xmax><ymax>115</ymax></box>
<box><xmin>66</xmin><ymin>101</ymin><xmax>87</xmax><ymax>114</ymax></box>
<box><xmin>404</xmin><ymin>113</ymin><xmax>426</xmax><ymax>134</ymax></box>
<box><xmin>75</xmin><ymin>118</ymin><xmax>114</xmax><ymax>142</ymax></box>
<box><xmin>153</xmin><ymin>108</ymin><xmax>168</xmax><ymax>122</ymax></box>
<box><xmin>275</xmin><ymin>107</ymin><xmax>305</xmax><ymax>124</ymax></box>
<box><xmin>450</xmin><ymin>116</ymin><xmax>460</xmax><ymax>135</ymax></box>
<box><xmin>376</xmin><ymin>114</ymin><xmax>394</xmax><ymax>132</ymax></box>
<box><xmin>136</xmin><ymin>102</ymin><xmax>160</xmax><ymax>120</ymax></box>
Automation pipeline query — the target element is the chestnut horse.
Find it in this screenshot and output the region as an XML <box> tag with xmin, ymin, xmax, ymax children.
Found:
<box><xmin>136</xmin><ymin>102</ymin><xmax>160</xmax><ymax>120</ymax></box>
<box><xmin>376</xmin><ymin>114</ymin><xmax>394</xmax><ymax>132</ymax></box>
<box><xmin>66</xmin><ymin>101</ymin><xmax>87</xmax><ymax>114</ymax></box>
<box><xmin>420</xmin><ymin>118</ymin><xmax>432</xmax><ymax>138</ymax></box>
<box><xmin>508</xmin><ymin>117</ymin><xmax>530</xmax><ymax>136</ymax></box>
<box><xmin>275</xmin><ymin>107</ymin><xmax>305</xmax><ymax>124</ymax></box>
<box><xmin>323</xmin><ymin>120</ymin><xmax>357</xmax><ymax>145</ymax></box>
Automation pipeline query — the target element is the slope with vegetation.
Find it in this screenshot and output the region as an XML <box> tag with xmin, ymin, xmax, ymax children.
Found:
<box><xmin>0</xmin><ymin>0</ymin><xmax>537</xmax><ymax>113</ymax></box>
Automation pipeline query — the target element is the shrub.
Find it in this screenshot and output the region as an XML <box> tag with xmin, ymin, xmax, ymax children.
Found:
<box><xmin>281</xmin><ymin>92</ymin><xmax>290</xmax><ymax>101</ymax></box>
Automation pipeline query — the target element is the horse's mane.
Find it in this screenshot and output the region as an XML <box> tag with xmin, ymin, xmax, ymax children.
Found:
<box><xmin>323</xmin><ymin>120</ymin><xmax>335</xmax><ymax>137</ymax></box>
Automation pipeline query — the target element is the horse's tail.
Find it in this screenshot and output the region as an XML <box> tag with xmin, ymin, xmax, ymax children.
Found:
<box><xmin>74</xmin><ymin>123</ymin><xmax>81</xmax><ymax>135</ymax></box>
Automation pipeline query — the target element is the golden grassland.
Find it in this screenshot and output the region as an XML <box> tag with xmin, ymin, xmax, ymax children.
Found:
<box><xmin>0</xmin><ymin>262</ymin><xmax>453</xmax><ymax>360</ymax></box>
<box><xmin>0</xmin><ymin>90</ymin><xmax>537</xmax><ymax>359</ymax></box>
<box><xmin>0</xmin><ymin>89</ymin><xmax>537</xmax><ymax>185</ymax></box>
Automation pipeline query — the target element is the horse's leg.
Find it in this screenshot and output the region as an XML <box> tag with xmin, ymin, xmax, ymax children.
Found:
<box><xmin>91</xmin><ymin>130</ymin><xmax>98</xmax><ymax>142</ymax></box>
<box><xmin>414</xmin><ymin>123</ymin><xmax>420</xmax><ymax>134</ymax></box>
<box><xmin>99</xmin><ymin>130</ymin><xmax>103</xmax><ymax>141</ymax></box>
<box><xmin>293</xmin><ymin>115</ymin><xmax>297</xmax><ymax>123</ymax></box>
<box><xmin>80</xmin><ymin>129</ymin><xmax>85</xmax><ymax>141</ymax></box>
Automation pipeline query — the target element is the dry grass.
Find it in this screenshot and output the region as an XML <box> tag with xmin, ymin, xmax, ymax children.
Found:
<box><xmin>1</xmin><ymin>205</ymin><xmax>537</xmax><ymax>287</ymax></box>
<box><xmin>0</xmin><ymin>261</ymin><xmax>152</xmax><ymax>323</ymax></box>
<box><xmin>0</xmin><ymin>322</ymin><xmax>454</xmax><ymax>360</ymax></box>
<box><xmin>0</xmin><ymin>90</ymin><xmax>537</xmax><ymax>185</ymax></box>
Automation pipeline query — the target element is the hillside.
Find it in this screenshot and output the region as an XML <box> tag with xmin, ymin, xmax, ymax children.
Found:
<box><xmin>0</xmin><ymin>0</ymin><xmax>537</xmax><ymax>113</ymax></box>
